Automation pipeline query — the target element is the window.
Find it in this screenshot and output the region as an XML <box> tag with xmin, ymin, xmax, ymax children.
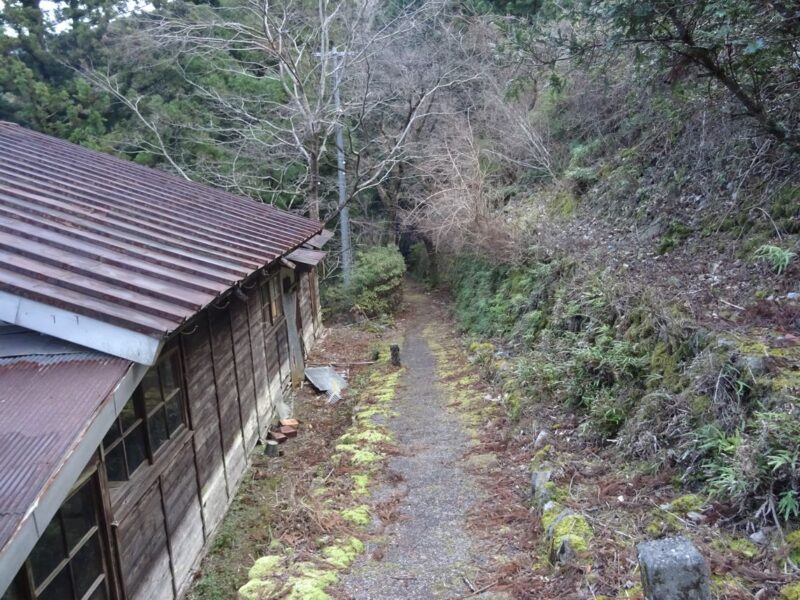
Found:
<box><xmin>23</xmin><ymin>476</ymin><xmax>111</xmax><ymax>600</ymax></box>
<box><xmin>103</xmin><ymin>349</ymin><xmax>186</xmax><ymax>483</ymax></box>
<box><xmin>269</xmin><ymin>275</ymin><xmax>282</xmax><ymax>322</ymax></box>
<box><xmin>259</xmin><ymin>274</ymin><xmax>283</xmax><ymax>326</ymax></box>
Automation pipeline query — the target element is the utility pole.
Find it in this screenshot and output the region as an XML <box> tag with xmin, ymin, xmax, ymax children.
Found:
<box><xmin>329</xmin><ymin>48</ymin><xmax>353</xmax><ymax>287</ymax></box>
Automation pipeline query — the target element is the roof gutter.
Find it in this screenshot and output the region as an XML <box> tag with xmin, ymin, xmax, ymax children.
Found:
<box><xmin>0</xmin><ymin>361</ymin><xmax>148</xmax><ymax>596</ymax></box>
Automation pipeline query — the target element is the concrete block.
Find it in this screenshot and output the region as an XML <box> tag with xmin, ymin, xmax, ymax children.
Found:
<box><xmin>637</xmin><ymin>536</ymin><xmax>711</xmax><ymax>600</ymax></box>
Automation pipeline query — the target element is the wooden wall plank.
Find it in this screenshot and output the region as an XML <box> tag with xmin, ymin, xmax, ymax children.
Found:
<box><xmin>247</xmin><ymin>289</ymin><xmax>273</xmax><ymax>437</ymax></box>
<box><xmin>208</xmin><ymin>307</ymin><xmax>248</xmax><ymax>491</ymax></box>
<box><xmin>298</xmin><ymin>272</ymin><xmax>315</xmax><ymax>352</ymax></box>
<box><xmin>230</xmin><ymin>295</ymin><xmax>259</xmax><ymax>453</ymax></box>
<box><xmin>180</xmin><ymin>318</ymin><xmax>229</xmax><ymax>533</ymax></box>
<box><xmin>117</xmin><ymin>482</ymin><xmax>174</xmax><ymax>600</ymax></box>
<box><xmin>161</xmin><ymin>439</ymin><xmax>205</xmax><ymax>597</ymax></box>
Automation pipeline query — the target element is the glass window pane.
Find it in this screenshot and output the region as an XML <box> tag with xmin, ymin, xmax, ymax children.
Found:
<box><xmin>104</xmin><ymin>444</ymin><xmax>127</xmax><ymax>482</ymax></box>
<box><xmin>61</xmin><ymin>483</ymin><xmax>96</xmax><ymax>550</ymax></box>
<box><xmin>30</xmin><ymin>517</ymin><xmax>67</xmax><ymax>585</ymax></box>
<box><xmin>125</xmin><ymin>425</ymin><xmax>147</xmax><ymax>475</ymax></box>
<box><xmin>72</xmin><ymin>534</ymin><xmax>104</xmax><ymax>598</ymax></box>
<box><xmin>140</xmin><ymin>368</ymin><xmax>163</xmax><ymax>413</ymax></box>
<box><xmin>101</xmin><ymin>421</ymin><xmax>121</xmax><ymax>449</ymax></box>
<box><xmin>87</xmin><ymin>584</ymin><xmax>108</xmax><ymax>600</ymax></box>
<box><xmin>119</xmin><ymin>399</ymin><xmax>138</xmax><ymax>433</ymax></box>
<box><xmin>148</xmin><ymin>408</ymin><xmax>169</xmax><ymax>453</ymax></box>
<box><xmin>260</xmin><ymin>282</ymin><xmax>271</xmax><ymax>325</ymax></box>
<box><xmin>165</xmin><ymin>395</ymin><xmax>183</xmax><ymax>435</ymax></box>
<box><xmin>37</xmin><ymin>566</ymin><xmax>73</xmax><ymax>600</ymax></box>
<box><xmin>160</xmin><ymin>355</ymin><xmax>180</xmax><ymax>399</ymax></box>
<box><xmin>1</xmin><ymin>580</ymin><xmax>23</xmax><ymax>600</ymax></box>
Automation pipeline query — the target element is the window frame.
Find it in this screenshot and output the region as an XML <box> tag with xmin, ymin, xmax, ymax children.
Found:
<box><xmin>10</xmin><ymin>471</ymin><xmax>114</xmax><ymax>600</ymax></box>
<box><xmin>102</xmin><ymin>346</ymin><xmax>188</xmax><ymax>487</ymax></box>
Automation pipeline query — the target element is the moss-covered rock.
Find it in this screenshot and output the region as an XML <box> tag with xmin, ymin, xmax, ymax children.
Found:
<box><xmin>541</xmin><ymin>502</ymin><xmax>593</xmax><ymax>563</ymax></box>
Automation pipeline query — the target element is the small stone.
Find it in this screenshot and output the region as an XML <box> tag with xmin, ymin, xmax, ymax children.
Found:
<box><xmin>534</xmin><ymin>430</ymin><xmax>550</xmax><ymax>450</ymax></box>
<box><xmin>637</xmin><ymin>536</ymin><xmax>711</xmax><ymax>600</ymax></box>
<box><xmin>739</xmin><ymin>355</ymin><xmax>767</xmax><ymax>376</ymax></box>
<box><xmin>749</xmin><ymin>529</ymin><xmax>769</xmax><ymax>546</ymax></box>
<box><xmin>530</xmin><ymin>470</ymin><xmax>552</xmax><ymax>507</ymax></box>
<box><xmin>686</xmin><ymin>511</ymin><xmax>707</xmax><ymax>524</ymax></box>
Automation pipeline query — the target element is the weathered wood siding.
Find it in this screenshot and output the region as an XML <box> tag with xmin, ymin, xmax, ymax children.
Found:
<box><xmin>247</xmin><ymin>288</ymin><xmax>273</xmax><ymax>437</ymax></box>
<box><xmin>107</xmin><ymin>268</ymin><xmax>315</xmax><ymax>600</ymax></box>
<box><xmin>208</xmin><ymin>307</ymin><xmax>248</xmax><ymax>490</ymax></box>
<box><xmin>231</xmin><ymin>295</ymin><xmax>260</xmax><ymax>453</ymax></box>
<box><xmin>298</xmin><ymin>270</ymin><xmax>314</xmax><ymax>352</ymax></box>
<box><xmin>161</xmin><ymin>439</ymin><xmax>205</xmax><ymax>596</ymax></box>
<box><xmin>180</xmin><ymin>318</ymin><xmax>228</xmax><ymax>534</ymax></box>
<box><xmin>117</xmin><ymin>482</ymin><xmax>174</xmax><ymax>600</ymax></box>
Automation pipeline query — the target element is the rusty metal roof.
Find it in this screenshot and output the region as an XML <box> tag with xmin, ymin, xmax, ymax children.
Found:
<box><xmin>0</xmin><ymin>323</ymin><xmax>131</xmax><ymax>576</ymax></box>
<box><xmin>0</xmin><ymin>122</ymin><xmax>322</xmax><ymax>359</ymax></box>
<box><xmin>305</xmin><ymin>229</ymin><xmax>334</xmax><ymax>249</ymax></box>
<box><xmin>286</xmin><ymin>247</ymin><xmax>327</xmax><ymax>267</ymax></box>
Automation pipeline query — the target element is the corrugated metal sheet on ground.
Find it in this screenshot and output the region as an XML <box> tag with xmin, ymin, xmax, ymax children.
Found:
<box><xmin>0</xmin><ymin>122</ymin><xmax>322</xmax><ymax>336</ymax></box>
<box><xmin>0</xmin><ymin>325</ymin><xmax>130</xmax><ymax>552</ymax></box>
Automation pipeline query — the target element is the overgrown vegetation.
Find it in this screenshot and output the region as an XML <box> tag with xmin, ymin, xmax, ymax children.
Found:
<box><xmin>322</xmin><ymin>245</ymin><xmax>406</xmax><ymax>320</ymax></box>
<box><xmin>447</xmin><ymin>254</ymin><xmax>800</xmax><ymax>527</ymax></box>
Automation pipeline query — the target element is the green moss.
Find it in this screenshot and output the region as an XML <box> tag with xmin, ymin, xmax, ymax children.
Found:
<box><xmin>787</xmin><ymin>530</ymin><xmax>800</xmax><ymax>563</ymax></box>
<box><xmin>657</xmin><ymin>222</ymin><xmax>692</xmax><ymax>255</ymax></box>
<box><xmin>530</xmin><ymin>444</ymin><xmax>553</xmax><ymax>469</ymax></box>
<box><xmin>341</xmin><ymin>505</ymin><xmax>371</xmax><ymax>527</ymax></box>
<box><xmin>545</xmin><ymin>509</ymin><xmax>593</xmax><ymax>562</ymax></box>
<box><xmin>552</xmin><ymin>189</ymin><xmax>579</xmax><ymax>217</ymax></box>
<box><xmin>644</xmin><ymin>510</ymin><xmax>683</xmax><ymax>538</ymax></box>
<box><xmin>464</xmin><ymin>452</ymin><xmax>498</xmax><ymax>469</ymax></box>
<box><xmin>712</xmin><ymin>573</ymin><xmax>749</xmax><ymax>595</ymax></box>
<box><xmin>711</xmin><ymin>536</ymin><xmax>759</xmax><ymax>559</ymax></box>
<box><xmin>286</xmin><ymin>568</ymin><xmax>338</xmax><ymax>600</ymax></box>
<box><xmin>340</xmin><ymin>430</ymin><xmax>391</xmax><ymax>444</ymax></box>
<box><xmin>780</xmin><ymin>581</ymin><xmax>800</xmax><ymax>600</ymax></box>
<box><xmin>617</xmin><ymin>583</ymin><xmax>642</xmax><ymax>599</ymax></box>
<box><xmin>668</xmin><ymin>494</ymin><xmax>704</xmax><ymax>513</ymax></box>
<box><xmin>247</xmin><ymin>555</ymin><xmax>283</xmax><ymax>580</ymax></box>
<box><xmin>321</xmin><ymin>537</ymin><xmax>365</xmax><ymax>569</ymax></box>
<box><xmin>237</xmin><ymin>578</ymin><xmax>277</xmax><ymax>600</ymax></box>
<box><xmin>352</xmin><ymin>474</ymin><xmax>370</xmax><ymax>496</ymax></box>
<box><xmin>649</xmin><ymin>342</ymin><xmax>680</xmax><ymax>390</ymax></box>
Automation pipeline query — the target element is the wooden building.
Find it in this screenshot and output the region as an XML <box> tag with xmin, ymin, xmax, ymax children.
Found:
<box><xmin>0</xmin><ymin>123</ymin><xmax>328</xmax><ymax>600</ymax></box>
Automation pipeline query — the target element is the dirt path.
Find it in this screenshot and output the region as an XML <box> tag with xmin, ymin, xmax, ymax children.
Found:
<box><xmin>340</xmin><ymin>290</ymin><xmax>497</xmax><ymax>599</ymax></box>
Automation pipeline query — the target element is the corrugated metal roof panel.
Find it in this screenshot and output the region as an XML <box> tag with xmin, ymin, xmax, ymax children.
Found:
<box><xmin>0</xmin><ymin>326</ymin><xmax>130</xmax><ymax>555</ymax></box>
<box><xmin>0</xmin><ymin>122</ymin><xmax>322</xmax><ymax>341</ymax></box>
<box><xmin>305</xmin><ymin>229</ymin><xmax>334</xmax><ymax>249</ymax></box>
<box><xmin>287</xmin><ymin>247</ymin><xmax>327</xmax><ymax>266</ymax></box>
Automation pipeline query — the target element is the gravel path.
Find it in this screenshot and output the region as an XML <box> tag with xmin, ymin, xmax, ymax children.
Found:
<box><xmin>340</xmin><ymin>292</ymin><xmax>496</xmax><ymax>600</ymax></box>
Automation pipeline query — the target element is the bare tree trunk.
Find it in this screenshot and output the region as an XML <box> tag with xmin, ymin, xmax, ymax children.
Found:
<box><xmin>422</xmin><ymin>235</ymin><xmax>438</xmax><ymax>287</ymax></box>
<box><xmin>308</xmin><ymin>147</ymin><xmax>320</xmax><ymax>221</ymax></box>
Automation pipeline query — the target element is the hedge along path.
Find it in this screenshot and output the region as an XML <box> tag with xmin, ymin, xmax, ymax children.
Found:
<box><xmin>338</xmin><ymin>287</ymin><xmax>512</xmax><ymax>600</ymax></box>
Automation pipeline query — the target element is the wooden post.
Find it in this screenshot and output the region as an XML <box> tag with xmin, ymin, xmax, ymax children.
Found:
<box><xmin>264</xmin><ymin>440</ymin><xmax>280</xmax><ymax>457</ymax></box>
<box><xmin>390</xmin><ymin>344</ymin><xmax>401</xmax><ymax>367</ymax></box>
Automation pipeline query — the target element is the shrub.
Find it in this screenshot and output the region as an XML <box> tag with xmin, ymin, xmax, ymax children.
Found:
<box><xmin>351</xmin><ymin>245</ymin><xmax>406</xmax><ymax>318</ymax></box>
